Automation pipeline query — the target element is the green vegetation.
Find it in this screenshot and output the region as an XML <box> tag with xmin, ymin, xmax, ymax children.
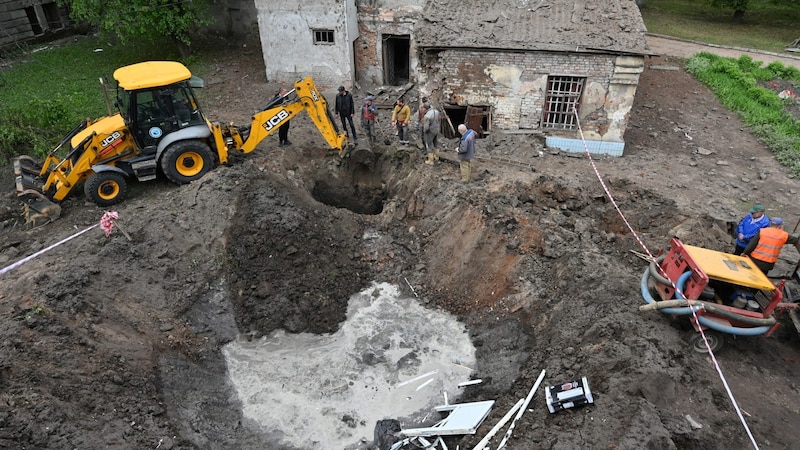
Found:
<box><xmin>63</xmin><ymin>0</ymin><xmax>211</xmax><ymax>49</ymax></box>
<box><xmin>686</xmin><ymin>53</ymin><xmax>800</xmax><ymax>175</ymax></box>
<box><xmin>641</xmin><ymin>0</ymin><xmax>800</xmax><ymax>53</ymax></box>
<box><xmin>0</xmin><ymin>37</ymin><xmax>180</xmax><ymax>160</ymax></box>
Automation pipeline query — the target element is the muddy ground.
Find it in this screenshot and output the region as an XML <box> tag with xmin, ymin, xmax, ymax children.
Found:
<box><xmin>2</xmin><ymin>42</ymin><xmax>800</xmax><ymax>449</ymax></box>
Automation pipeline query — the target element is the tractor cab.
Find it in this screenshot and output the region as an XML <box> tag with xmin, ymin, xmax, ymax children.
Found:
<box><xmin>113</xmin><ymin>62</ymin><xmax>207</xmax><ymax>150</ymax></box>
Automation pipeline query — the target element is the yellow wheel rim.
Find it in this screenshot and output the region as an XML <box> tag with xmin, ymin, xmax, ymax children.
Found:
<box><xmin>176</xmin><ymin>151</ymin><xmax>205</xmax><ymax>177</ymax></box>
<box><xmin>97</xmin><ymin>180</ymin><xmax>120</xmax><ymax>201</ymax></box>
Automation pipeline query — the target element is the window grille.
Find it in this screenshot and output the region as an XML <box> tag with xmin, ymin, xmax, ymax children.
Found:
<box><xmin>541</xmin><ymin>76</ymin><xmax>586</xmax><ymax>129</ymax></box>
<box><xmin>313</xmin><ymin>30</ymin><xmax>335</xmax><ymax>45</ymax></box>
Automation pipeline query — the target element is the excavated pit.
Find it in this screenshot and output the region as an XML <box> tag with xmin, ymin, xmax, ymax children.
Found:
<box><xmin>182</xmin><ymin>151</ymin><xmax>743</xmax><ymax>448</ymax></box>
<box><xmin>311</xmin><ymin>161</ymin><xmax>388</xmax><ymax>215</ymax></box>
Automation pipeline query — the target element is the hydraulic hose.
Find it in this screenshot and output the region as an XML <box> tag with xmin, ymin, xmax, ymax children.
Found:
<box><xmin>647</xmin><ymin>255</ymin><xmax>670</xmax><ymax>286</ymax></box>
<box><xmin>640</xmin><ymin>268</ymin><xmax>775</xmax><ymax>336</ymax></box>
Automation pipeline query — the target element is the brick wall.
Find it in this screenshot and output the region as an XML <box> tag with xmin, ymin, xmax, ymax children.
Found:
<box><xmin>425</xmin><ymin>49</ymin><xmax>628</xmax><ymax>139</ymax></box>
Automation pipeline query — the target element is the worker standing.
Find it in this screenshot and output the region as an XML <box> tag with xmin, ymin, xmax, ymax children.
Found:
<box><xmin>417</xmin><ymin>96</ymin><xmax>429</xmax><ymax>148</ymax></box>
<box><xmin>742</xmin><ymin>217</ymin><xmax>798</xmax><ymax>275</ymax></box>
<box><xmin>335</xmin><ymin>86</ymin><xmax>358</xmax><ymax>142</ymax></box>
<box><xmin>274</xmin><ymin>88</ymin><xmax>291</xmax><ymax>147</ymax></box>
<box><xmin>391</xmin><ymin>98</ymin><xmax>411</xmax><ymax>145</ymax></box>
<box><xmin>361</xmin><ymin>96</ymin><xmax>378</xmax><ymax>145</ymax></box>
<box><xmin>421</xmin><ymin>102</ymin><xmax>441</xmax><ymax>165</ymax></box>
<box><xmin>455</xmin><ymin>124</ymin><xmax>476</xmax><ymax>183</ymax></box>
<box><xmin>733</xmin><ymin>204</ymin><xmax>770</xmax><ymax>255</ymax></box>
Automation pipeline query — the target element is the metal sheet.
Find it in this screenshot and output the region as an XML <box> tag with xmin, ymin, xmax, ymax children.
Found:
<box><xmin>683</xmin><ymin>244</ymin><xmax>775</xmax><ymax>291</ymax></box>
<box><xmin>402</xmin><ymin>400</ymin><xmax>495</xmax><ymax>436</ymax></box>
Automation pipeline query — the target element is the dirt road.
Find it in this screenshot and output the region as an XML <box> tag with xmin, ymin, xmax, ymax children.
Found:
<box><xmin>646</xmin><ymin>33</ymin><xmax>800</xmax><ymax>69</ymax></box>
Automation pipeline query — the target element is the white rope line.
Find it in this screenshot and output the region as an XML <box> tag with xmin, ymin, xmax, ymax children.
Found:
<box><xmin>0</xmin><ymin>212</ymin><xmax>120</xmax><ymax>277</ymax></box>
<box><xmin>572</xmin><ymin>110</ymin><xmax>759</xmax><ymax>449</ymax></box>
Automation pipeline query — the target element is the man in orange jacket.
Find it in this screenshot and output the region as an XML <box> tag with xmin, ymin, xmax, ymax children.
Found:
<box><xmin>742</xmin><ymin>217</ymin><xmax>799</xmax><ymax>275</ymax></box>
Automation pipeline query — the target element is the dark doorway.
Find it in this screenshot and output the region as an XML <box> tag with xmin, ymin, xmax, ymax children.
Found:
<box><xmin>442</xmin><ymin>104</ymin><xmax>492</xmax><ymax>139</ymax></box>
<box><xmin>25</xmin><ymin>7</ymin><xmax>43</xmax><ymax>35</ymax></box>
<box><xmin>42</xmin><ymin>2</ymin><xmax>62</xmax><ymax>30</ymax></box>
<box><xmin>382</xmin><ymin>35</ymin><xmax>410</xmax><ymax>86</ymax></box>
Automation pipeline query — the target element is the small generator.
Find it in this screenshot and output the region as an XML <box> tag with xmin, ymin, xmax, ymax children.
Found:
<box><xmin>545</xmin><ymin>377</ymin><xmax>594</xmax><ymax>413</ymax></box>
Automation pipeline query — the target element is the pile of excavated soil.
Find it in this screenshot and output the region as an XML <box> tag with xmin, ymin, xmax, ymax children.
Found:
<box><xmin>2</xmin><ymin>43</ymin><xmax>800</xmax><ymax>450</ymax></box>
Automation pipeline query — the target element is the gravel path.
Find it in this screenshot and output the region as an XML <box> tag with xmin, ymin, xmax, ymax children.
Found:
<box><xmin>646</xmin><ymin>33</ymin><xmax>800</xmax><ymax>69</ymax></box>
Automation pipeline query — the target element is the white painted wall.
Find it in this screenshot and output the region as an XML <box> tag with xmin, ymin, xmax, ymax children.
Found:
<box><xmin>255</xmin><ymin>0</ymin><xmax>359</xmax><ymax>88</ymax></box>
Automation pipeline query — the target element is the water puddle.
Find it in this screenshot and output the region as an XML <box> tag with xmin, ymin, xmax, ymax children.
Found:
<box><xmin>222</xmin><ymin>282</ymin><xmax>477</xmax><ymax>449</ymax></box>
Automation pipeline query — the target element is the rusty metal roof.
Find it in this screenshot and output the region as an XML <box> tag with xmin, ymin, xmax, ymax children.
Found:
<box><xmin>414</xmin><ymin>0</ymin><xmax>648</xmax><ymax>54</ymax></box>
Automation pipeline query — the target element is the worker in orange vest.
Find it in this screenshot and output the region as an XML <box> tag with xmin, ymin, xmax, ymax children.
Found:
<box><xmin>742</xmin><ymin>217</ymin><xmax>799</xmax><ymax>275</ymax></box>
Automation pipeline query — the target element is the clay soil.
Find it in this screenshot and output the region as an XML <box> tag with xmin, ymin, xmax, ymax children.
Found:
<box><xmin>2</xmin><ymin>43</ymin><xmax>800</xmax><ymax>450</ymax></box>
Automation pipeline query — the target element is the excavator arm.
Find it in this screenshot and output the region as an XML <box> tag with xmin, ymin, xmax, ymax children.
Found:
<box><xmin>212</xmin><ymin>77</ymin><xmax>350</xmax><ymax>164</ymax></box>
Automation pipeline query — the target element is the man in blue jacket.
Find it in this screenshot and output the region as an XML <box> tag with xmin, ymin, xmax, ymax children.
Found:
<box><xmin>734</xmin><ymin>204</ymin><xmax>770</xmax><ymax>255</ymax></box>
<box><xmin>455</xmin><ymin>124</ymin><xmax>476</xmax><ymax>183</ymax></box>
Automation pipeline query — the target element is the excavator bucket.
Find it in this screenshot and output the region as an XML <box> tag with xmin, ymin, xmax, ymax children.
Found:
<box><xmin>13</xmin><ymin>156</ymin><xmax>62</xmax><ymax>224</ymax></box>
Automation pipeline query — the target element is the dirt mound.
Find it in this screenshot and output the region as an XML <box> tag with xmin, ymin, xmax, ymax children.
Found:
<box><xmin>2</xmin><ymin>49</ymin><xmax>800</xmax><ymax>450</ymax></box>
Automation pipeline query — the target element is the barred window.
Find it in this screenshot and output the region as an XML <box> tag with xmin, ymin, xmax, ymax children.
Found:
<box><xmin>313</xmin><ymin>30</ymin><xmax>335</xmax><ymax>45</ymax></box>
<box><xmin>541</xmin><ymin>76</ymin><xmax>586</xmax><ymax>129</ymax></box>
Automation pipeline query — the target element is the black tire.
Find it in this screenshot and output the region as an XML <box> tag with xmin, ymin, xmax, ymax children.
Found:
<box><xmin>84</xmin><ymin>171</ymin><xmax>127</xmax><ymax>207</ymax></box>
<box><xmin>160</xmin><ymin>141</ymin><xmax>215</xmax><ymax>185</ymax></box>
<box><xmin>686</xmin><ymin>329</ymin><xmax>725</xmax><ymax>353</ymax></box>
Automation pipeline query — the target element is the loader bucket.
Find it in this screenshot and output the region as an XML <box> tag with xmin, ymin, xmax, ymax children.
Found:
<box><xmin>17</xmin><ymin>188</ymin><xmax>62</xmax><ymax>225</ymax></box>
<box><xmin>13</xmin><ymin>155</ymin><xmax>44</xmax><ymax>177</ymax></box>
<box><xmin>13</xmin><ymin>156</ymin><xmax>61</xmax><ymax>224</ymax></box>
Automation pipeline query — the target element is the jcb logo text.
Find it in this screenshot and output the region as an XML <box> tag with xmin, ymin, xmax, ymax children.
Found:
<box><xmin>101</xmin><ymin>131</ymin><xmax>122</xmax><ymax>147</ymax></box>
<box><xmin>264</xmin><ymin>109</ymin><xmax>290</xmax><ymax>131</ymax></box>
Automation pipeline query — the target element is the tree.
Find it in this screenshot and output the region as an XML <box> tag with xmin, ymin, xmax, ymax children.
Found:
<box><xmin>60</xmin><ymin>0</ymin><xmax>212</xmax><ymax>54</ymax></box>
<box><xmin>710</xmin><ymin>0</ymin><xmax>750</xmax><ymax>22</ymax></box>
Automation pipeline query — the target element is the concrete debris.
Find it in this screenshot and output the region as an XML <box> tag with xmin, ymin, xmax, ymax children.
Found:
<box><xmin>685</xmin><ymin>414</ymin><xmax>703</xmax><ymax>430</ymax></box>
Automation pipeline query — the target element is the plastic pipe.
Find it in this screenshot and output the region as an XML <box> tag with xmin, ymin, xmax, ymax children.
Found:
<box><xmin>641</xmin><ymin>268</ymin><xmax>772</xmax><ymax>336</ymax></box>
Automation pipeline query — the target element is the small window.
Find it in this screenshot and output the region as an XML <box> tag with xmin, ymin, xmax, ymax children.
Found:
<box><xmin>541</xmin><ymin>76</ymin><xmax>586</xmax><ymax>129</ymax></box>
<box><xmin>313</xmin><ymin>30</ymin><xmax>335</xmax><ymax>45</ymax></box>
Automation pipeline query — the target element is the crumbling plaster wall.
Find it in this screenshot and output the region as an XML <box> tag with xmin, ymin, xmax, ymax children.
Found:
<box><xmin>255</xmin><ymin>0</ymin><xmax>358</xmax><ymax>88</ymax></box>
<box><xmin>422</xmin><ymin>49</ymin><xmax>643</xmax><ymax>142</ymax></box>
<box><xmin>354</xmin><ymin>0</ymin><xmax>425</xmax><ymax>86</ymax></box>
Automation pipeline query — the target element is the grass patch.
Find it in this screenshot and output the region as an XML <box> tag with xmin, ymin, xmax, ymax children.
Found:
<box><xmin>0</xmin><ymin>36</ymin><xmax>181</xmax><ymax>160</ymax></box>
<box><xmin>641</xmin><ymin>0</ymin><xmax>800</xmax><ymax>53</ymax></box>
<box><xmin>686</xmin><ymin>53</ymin><xmax>800</xmax><ymax>176</ymax></box>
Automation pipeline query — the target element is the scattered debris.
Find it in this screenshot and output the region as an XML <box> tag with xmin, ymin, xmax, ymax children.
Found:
<box><xmin>471</xmin><ymin>398</ymin><xmax>524</xmax><ymax>450</ymax></box>
<box><xmin>458</xmin><ymin>379</ymin><xmax>483</xmax><ymax>388</ymax></box>
<box><xmin>685</xmin><ymin>414</ymin><xmax>703</xmax><ymax>430</ymax></box>
<box><xmin>494</xmin><ymin>369</ymin><xmax>547</xmax><ymax>450</ymax></box>
<box><xmin>401</xmin><ymin>400</ymin><xmax>495</xmax><ymax>437</ymax></box>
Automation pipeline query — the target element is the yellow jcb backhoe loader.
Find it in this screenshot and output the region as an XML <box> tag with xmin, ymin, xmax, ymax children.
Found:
<box><xmin>13</xmin><ymin>61</ymin><xmax>362</xmax><ymax>222</ymax></box>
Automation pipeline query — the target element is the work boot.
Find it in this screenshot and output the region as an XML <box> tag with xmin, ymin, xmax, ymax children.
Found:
<box><xmin>425</xmin><ymin>153</ymin><xmax>434</xmax><ymax>165</ymax></box>
<box><xmin>434</xmin><ymin>148</ymin><xmax>440</xmax><ymax>161</ymax></box>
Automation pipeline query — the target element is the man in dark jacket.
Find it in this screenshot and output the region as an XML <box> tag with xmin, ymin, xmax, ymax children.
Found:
<box><xmin>335</xmin><ymin>86</ymin><xmax>358</xmax><ymax>142</ymax></box>
<box><xmin>274</xmin><ymin>88</ymin><xmax>291</xmax><ymax>146</ymax></box>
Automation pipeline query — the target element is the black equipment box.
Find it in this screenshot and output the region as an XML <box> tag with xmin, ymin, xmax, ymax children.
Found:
<box><xmin>545</xmin><ymin>377</ymin><xmax>594</xmax><ymax>413</ymax></box>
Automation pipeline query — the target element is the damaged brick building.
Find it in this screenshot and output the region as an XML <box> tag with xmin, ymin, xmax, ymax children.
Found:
<box><xmin>258</xmin><ymin>0</ymin><xmax>649</xmax><ymax>155</ymax></box>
